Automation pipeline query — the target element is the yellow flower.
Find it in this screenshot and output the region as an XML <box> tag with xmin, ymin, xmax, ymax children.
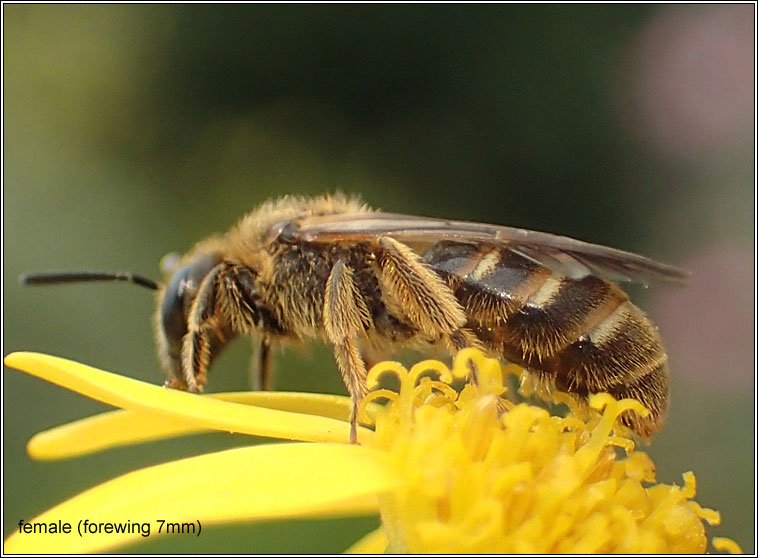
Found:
<box><xmin>3</xmin><ymin>349</ymin><xmax>740</xmax><ymax>554</ymax></box>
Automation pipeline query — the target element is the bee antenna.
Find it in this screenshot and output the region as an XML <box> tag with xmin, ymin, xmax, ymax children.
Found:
<box><xmin>20</xmin><ymin>271</ymin><xmax>159</xmax><ymax>291</ymax></box>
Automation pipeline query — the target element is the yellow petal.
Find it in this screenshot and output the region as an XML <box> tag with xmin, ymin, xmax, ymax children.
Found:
<box><xmin>4</xmin><ymin>443</ymin><xmax>394</xmax><ymax>554</ymax></box>
<box><xmin>5</xmin><ymin>352</ymin><xmax>371</xmax><ymax>444</ymax></box>
<box><xmin>28</xmin><ymin>391</ymin><xmax>365</xmax><ymax>460</ymax></box>
<box><xmin>344</xmin><ymin>526</ymin><xmax>388</xmax><ymax>554</ymax></box>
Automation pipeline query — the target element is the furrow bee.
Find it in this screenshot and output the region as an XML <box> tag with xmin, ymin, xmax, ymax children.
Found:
<box><xmin>22</xmin><ymin>193</ymin><xmax>688</xmax><ymax>441</ymax></box>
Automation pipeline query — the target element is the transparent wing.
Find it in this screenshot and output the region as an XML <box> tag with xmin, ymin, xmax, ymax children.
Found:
<box><xmin>275</xmin><ymin>212</ymin><xmax>689</xmax><ymax>286</ymax></box>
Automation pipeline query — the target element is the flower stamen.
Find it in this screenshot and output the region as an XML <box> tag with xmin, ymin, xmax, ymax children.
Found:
<box><xmin>358</xmin><ymin>348</ymin><xmax>738</xmax><ymax>554</ymax></box>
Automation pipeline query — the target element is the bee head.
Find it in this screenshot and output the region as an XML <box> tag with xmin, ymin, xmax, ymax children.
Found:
<box><xmin>156</xmin><ymin>251</ymin><xmax>223</xmax><ymax>386</ymax></box>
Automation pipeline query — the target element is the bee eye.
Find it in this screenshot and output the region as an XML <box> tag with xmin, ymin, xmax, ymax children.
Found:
<box><xmin>160</xmin><ymin>253</ymin><xmax>219</xmax><ymax>351</ymax></box>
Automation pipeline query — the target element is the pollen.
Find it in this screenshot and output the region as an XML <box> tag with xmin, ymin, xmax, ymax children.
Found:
<box><xmin>359</xmin><ymin>348</ymin><xmax>736</xmax><ymax>554</ymax></box>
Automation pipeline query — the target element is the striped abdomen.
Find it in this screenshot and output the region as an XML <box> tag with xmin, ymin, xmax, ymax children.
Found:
<box><xmin>422</xmin><ymin>241</ymin><xmax>669</xmax><ymax>438</ymax></box>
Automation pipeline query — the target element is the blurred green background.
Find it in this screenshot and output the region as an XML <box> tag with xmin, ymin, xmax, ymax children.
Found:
<box><xmin>4</xmin><ymin>4</ymin><xmax>754</xmax><ymax>553</ymax></box>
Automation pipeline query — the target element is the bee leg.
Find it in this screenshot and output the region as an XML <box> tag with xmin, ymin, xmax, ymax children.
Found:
<box><xmin>181</xmin><ymin>264</ymin><xmax>226</xmax><ymax>392</ymax></box>
<box><xmin>334</xmin><ymin>342</ymin><xmax>369</xmax><ymax>444</ymax></box>
<box><xmin>251</xmin><ymin>335</ymin><xmax>273</xmax><ymax>391</ymax></box>
<box><xmin>375</xmin><ymin>236</ymin><xmax>466</xmax><ymax>337</ymax></box>
<box><xmin>324</xmin><ymin>259</ymin><xmax>373</xmax><ymax>443</ymax></box>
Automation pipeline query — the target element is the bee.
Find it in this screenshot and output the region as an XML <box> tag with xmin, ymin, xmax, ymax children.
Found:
<box><xmin>22</xmin><ymin>193</ymin><xmax>688</xmax><ymax>441</ymax></box>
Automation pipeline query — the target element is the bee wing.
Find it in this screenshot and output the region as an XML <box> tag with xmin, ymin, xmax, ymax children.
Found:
<box><xmin>279</xmin><ymin>212</ymin><xmax>690</xmax><ymax>286</ymax></box>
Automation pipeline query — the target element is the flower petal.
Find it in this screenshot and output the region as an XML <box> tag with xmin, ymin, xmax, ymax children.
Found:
<box><xmin>4</xmin><ymin>443</ymin><xmax>394</xmax><ymax>554</ymax></box>
<box><xmin>5</xmin><ymin>352</ymin><xmax>370</xmax><ymax>444</ymax></box>
<box><xmin>28</xmin><ymin>392</ymin><xmax>361</xmax><ymax>460</ymax></box>
<box><xmin>343</xmin><ymin>526</ymin><xmax>388</xmax><ymax>554</ymax></box>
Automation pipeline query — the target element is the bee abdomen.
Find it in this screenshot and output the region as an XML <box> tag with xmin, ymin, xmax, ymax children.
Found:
<box><xmin>425</xmin><ymin>242</ymin><xmax>630</xmax><ymax>360</ymax></box>
<box><xmin>423</xmin><ymin>242</ymin><xmax>553</xmax><ymax>322</ymax></box>
<box><xmin>609</xmin><ymin>359</ymin><xmax>669</xmax><ymax>438</ymax></box>
<box><xmin>540</xmin><ymin>300</ymin><xmax>669</xmax><ymax>435</ymax></box>
<box><xmin>499</xmin><ymin>273</ymin><xmax>629</xmax><ymax>361</ymax></box>
<box><xmin>424</xmin><ymin>241</ymin><xmax>669</xmax><ymax>437</ymax></box>
<box><xmin>545</xmin><ymin>302</ymin><xmax>666</xmax><ymax>391</ymax></box>
<box><xmin>502</xmin><ymin>299</ymin><xmax>669</xmax><ymax>437</ymax></box>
